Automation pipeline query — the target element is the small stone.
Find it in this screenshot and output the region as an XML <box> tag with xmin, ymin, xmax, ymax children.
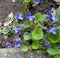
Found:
<box><xmin>49</xmin><ymin>54</ymin><xmax>51</xmax><ymax>56</ymax></box>
<box><xmin>4</xmin><ymin>53</ymin><xmax>7</xmax><ymax>56</ymax></box>
<box><xmin>12</xmin><ymin>0</ymin><xmax>16</xmax><ymax>2</ymax></box>
<box><xmin>37</xmin><ymin>51</ymin><xmax>40</xmax><ymax>53</ymax></box>
<box><xmin>10</xmin><ymin>50</ymin><xmax>12</xmax><ymax>52</ymax></box>
<box><xmin>30</xmin><ymin>55</ymin><xmax>33</xmax><ymax>58</ymax></box>
<box><xmin>43</xmin><ymin>56</ymin><xmax>46</xmax><ymax>58</ymax></box>
<box><xmin>4</xmin><ymin>36</ymin><xmax>8</xmax><ymax>39</ymax></box>
<box><xmin>30</xmin><ymin>53</ymin><xmax>33</xmax><ymax>56</ymax></box>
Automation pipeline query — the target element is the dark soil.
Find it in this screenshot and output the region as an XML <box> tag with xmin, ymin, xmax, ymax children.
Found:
<box><xmin>0</xmin><ymin>0</ymin><xmax>59</xmax><ymax>48</ymax></box>
<box><xmin>28</xmin><ymin>0</ymin><xmax>59</xmax><ymax>14</ymax></box>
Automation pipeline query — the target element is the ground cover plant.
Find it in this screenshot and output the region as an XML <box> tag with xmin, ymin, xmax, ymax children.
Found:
<box><xmin>1</xmin><ymin>0</ymin><xmax>60</xmax><ymax>58</ymax></box>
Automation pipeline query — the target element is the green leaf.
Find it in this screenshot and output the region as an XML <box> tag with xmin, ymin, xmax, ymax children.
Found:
<box><xmin>57</xmin><ymin>26</ymin><xmax>60</xmax><ymax>30</ymax></box>
<box><xmin>23</xmin><ymin>32</ymin><xmax>31</xmax><ymax>40</ymax></box>
<box><xmin>13</xmin><ymin>20</ymin><xmax>18</xmax><ymax>28</ymax></box>
<box><xmin>34</xmin><ymin>13</ymin><xmax>42</xmax><ymax>23</ymax></box>
<box><xmin>47</xmin><ymin>48</ymin><xmax>59</xmax><ymax>55</ymax></box>
<box><xmin>2</xmin><ymin>26</ymin><xmax>10</xmax><ymax>35</ymax></box>
<box><xmin>56</xmin><ymin>6</ymin><xmax>60</xmax><ymax>20</ymax></box>
<box><xmin>32</xmin><ymin>27</ymin><xmax>43</xmax><ymax>40</ymax></box>
<box><xmin>20</xmin><ymin>43</ymin><xmax>28</xmax><ymax>52</ymax></box>
<box><xmin>54</xmin><ymin>55</ymin><xmax>60</xmax><ymax>58</ymax></box>
<box><xmin>48</xmin><ymin>31</ymin><xmax>60</xmax><ymax>43</ymax></box>
<box><xmin>22</xmin><ymin>21</ymin><xmax>33</xmax><ymax>29</ymax></box>
<box><xmin>24</xmin><ymin>0</ymin><xmax>31</xmax><ymax>2</ymax></box>
<box><xmin>32</xmin><ymin>41</ymin><xmax>39</xmax><ymax>49</ymax></box>
<box><xmin>6</xmin><ymin>12</ymin><xmax>14</xmax><ymax>20</ymax></box>
<box><xmin>40</xmin><ymin>14</ymin><xmax>48</xmax><ymax>22</ymax></box>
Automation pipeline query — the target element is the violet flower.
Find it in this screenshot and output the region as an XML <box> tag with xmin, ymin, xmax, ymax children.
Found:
<box><xmin>13</xmin><ymin>25</ymin><xmax>21</xmax><ymax>33</ymax></box>
<box><xmin>33</xmin><ymin>0</ymin><xmax>40</xmax><ymax>5</ymax></box>
<box><xmin>13</xmin><ymin>38</ymin><xmax>21</xmax><ymax>48</ymax></box>
<box><xmin>14</xmin><ymin>43</ymin><xmax>20</xmax><ymax>48</ymax></box>
<box><xmin>16</xmin><ymin>32</ymin><xmax>22</xmax><ymax>36</ymax></box>
<box><xmin>6</xmin><ymin>42</ymin><xmax>12</xmax><ymax>48</ymax></box>
<box><xmin>25</xmin><ymin>11</ymin><xmax>35</xmax><ymax>21</ymax></box>
<box><xmin>16</xmin><ymin>53</ymin><xmax>21</xmax><ymax>58</ymax></box>
<box><xmin>15</xmin><ymin>13</ymin><xmax>23</xmax><ymax>20</ymax></box>
<box><xmin>46</xmin><ymin>10</ymin><xmax>56</xmax><ymax>21</ymax></box>
<box><xmin>13</xmin><ymin>38</ymin><xmax>21</xmax><ymax>43</ymax></box>
<box><xmin>47</xmin><ymin>26</ymin><xmax>56</xmax><ymax>34</ymax></box>
<box><xmin>8</xmin><ymin>23</ymin><xmax>12</xmax><ymax>29</ymax></box>
<box><xmin>46</xmin><ymin>9</ymin><xmax>53</xmax><ymax>15</ymax></box>
<box><xmin>44</xmin><ymin>42</ymin><xmax>50</xmax><ymax>47</ymax></box>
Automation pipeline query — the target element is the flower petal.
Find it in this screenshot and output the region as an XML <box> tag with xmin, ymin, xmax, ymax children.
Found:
<box><xmin>33</xmin><ymin>0</ymin><xmax>40</xmax><ymax>5</ymax></box>
<box><xmin>29</xmin><ymin>16</ymin><xmax>35</xmax><ymax>21</ymax></box>
<box><xmin>25</xmin><ymin>11</ymin><xmax>31</xmax><ymax>19</ymax></box>
<box><xmin>15</xmin><ymin>13</ymin><xmax>23</xmax><ymax>20</ymax></box>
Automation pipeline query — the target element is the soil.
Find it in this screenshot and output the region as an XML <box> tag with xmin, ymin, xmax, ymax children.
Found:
<box><xmin>0</xmin><ymin>0</ymin><xmax>60</xmax><ymax>48</ymax></box>
<box><xmin>28</xmin><ymin>0</ymin><xmax>59</xmax><ymax>14</ymax></box>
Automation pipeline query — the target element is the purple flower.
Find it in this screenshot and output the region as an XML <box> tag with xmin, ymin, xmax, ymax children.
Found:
<box><xmin>16</xmin><ymin>25</ymin><xmax>21</xmax><ymax>30</ymax></box>
<box><xmin>6</xmin><ymin>42</ymin><xmax>12</xmax><ymax>48</ymax></box>
<box><xmin>46</xmin><ymin>9</ymin><xmax>53</xmax><ymax>15</ymax></box>
<box><xmin>25</xmin><ymin>11</ymin><xmax>31</xmax><ymax>18</ymax></box>
<box><xmin>13</xmin><ymin>28</ymin><xmax>18</xmax><ymax>33</ymax></box>
<box><xmin>8</xmin><ymin>23</ymin><xmax>12</xmax><ymax>29</ymax></box>
<box><xmin>52</xmin><ymin>16</ymin><xmax>56</xmax><ymax>21</ymax></box>
<box><xmin>48</xmin><ymin>14</ymin><xmax>53</xmax><ymax>20</ymax></box>
<box><xmin>25</xmin><ymin>11</ymin><xmax>35</xmax><ymax>21</ymax></box>
<box><xmin>16</xmin><ymin>32</ymin><xmax>22</xmax><ymax>36</ymax></box>
<box><xmin>14</xmin><ymin>43</ymin><xmax>20</xmax><ymax>48</ymax></box>
<box><xmin>47</xmin><ymin>26</ymin><xmax>56</xmax><ymax>34</ymax></box>
<box><xmin>15</xmin><ymin>13</ymin><xmax>23</xmax><ymax>20</ymax></box>
<box><xmin>13</xmin><ymin>38</ymin><xmax>21</xmax><ymax>48</ymax></box>
<box><xmin>28</xmin><ymin>16</ymin><xmax>35</xmax><ymax>21</ymax></box>
<box><xmin>33</xmin><ymin>0</ymin><xmax>40</xmax><ymax>5</ymax></box>
<box><xmin>13</xmin><ymin>38</ymin><xmax>21</xmax><ymax>43</ymax></box>
<box><xmin>44</xmin><ymin>42</ymin><xmax>50</xmax><ymax>47</ymax></box>
<box><xmin>16</xmin><ymin>53</ymin><xmax>21</xmax><ymax>58</ymax></box>
<box><xmin>13</xmin><ymin>25</ymin><xmax>21</xmax><ymax>33</ymax></box>
<box><xmin>46</xmin><ymin>10</ymin><xmax>56</xmax><ymax>21</ymax></box>
<box><xmin>48</xmin><ymin>14</ymin><xmax>56</xmax><ymax>21</ymax></box>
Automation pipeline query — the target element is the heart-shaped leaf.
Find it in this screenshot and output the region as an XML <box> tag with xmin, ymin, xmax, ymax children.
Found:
<box><xmin>47</xmin><ymin>48</ymin><xmax>59</xmax><ymax>55</ymax></box>
<box><xmin>2</xmin><ymin>26</ymin><xmax>10</xmax><ymax>35</ymax></box>
<box><xmin>32</xmin><ymin>41</ymin><xmax>39</xmax><ymax>49</ymax></box>
<box><xmin>34</xmin><ymin>13</ymin><xmax>42</xmax><ymax>23</ymax></box>
<box><xmin>54</xmin><ymin>55</ymin><xmax>60</xmax><ymax>58</ymax></box>
<box><xmin>23</xmin><ymin>32</ymin><xmax>31</xmax><ymax>40</ymax></box>
<box><xmin>48</xmin><ymin>31</ymin><xmax>60</xmax><ymax>43</ymax></box>
<box><xmin>32</xmin><ymin>27</ymin><xmax>43</xmax><ymax>40</ymax></box>
<box><xmin>20</xmin><ymin>43</ymin><xmax>29</xmax><ymax>52</ymax></box>
<box><xmin>22</xmin><ymin>21</ymin><xmax>33</xmax><ymax>29</ymax></box>
<box><xmin>24</xmin><ymin>0</ymin><xmax>31</xmax><ymax>2</ymax></box>
<box><xmin>13</xmin><ymin>20</ymin><xmax>18</xmax><ymax>28</ymax></box>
